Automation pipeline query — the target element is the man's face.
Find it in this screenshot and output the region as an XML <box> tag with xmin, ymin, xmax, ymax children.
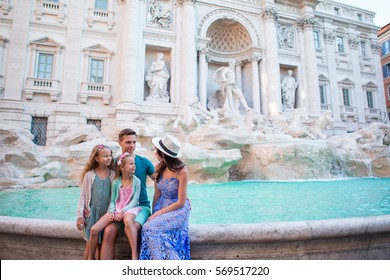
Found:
<box><xmin>119</xmin><ymin>135</ymin><xmax>137</xmax><ymax>154</ymax></box>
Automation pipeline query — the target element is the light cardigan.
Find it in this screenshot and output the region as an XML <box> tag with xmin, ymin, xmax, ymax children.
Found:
<box><xmin>108</xmin><ymin>175</ymin><xmax>141</xmax><ymax>214</ymax></box>
<box><xmin>77</xmin><ymin>169</ymin><xmax>116</xmax><ymax>219</ymax></box>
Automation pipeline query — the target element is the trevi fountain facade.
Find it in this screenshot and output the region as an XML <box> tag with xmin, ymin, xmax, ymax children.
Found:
<box><xmin>0</xmin><ymin>0</ymin><xmax>389</xmax><ymax>187</ymax></box>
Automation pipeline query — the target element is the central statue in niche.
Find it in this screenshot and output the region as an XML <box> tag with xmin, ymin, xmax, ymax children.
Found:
<box><xmin>211</xmin><ymin>59</ymin><xmax>253</xmax><ymax>119</ymax></box>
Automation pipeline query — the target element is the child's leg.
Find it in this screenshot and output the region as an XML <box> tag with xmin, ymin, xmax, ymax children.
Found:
<box><xmin>83</xmin><ymin>241</ymin><xmax>90</xmax><ymax>260</ymax></box>
<box><xmin>123</xmin><ymin>213</ymin><xmax>138</xmax><ymax>260</ymax></box>
<box><xmin>89</xmin><ymin>214</ymin><xmax>112</xmax><ymax>260</ymax></box>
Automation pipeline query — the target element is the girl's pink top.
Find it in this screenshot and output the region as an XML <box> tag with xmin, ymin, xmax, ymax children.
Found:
<box><xmin>115</xmin><ymin>186</ymin><xmax>132</xmax><ymax>212</ymax></box>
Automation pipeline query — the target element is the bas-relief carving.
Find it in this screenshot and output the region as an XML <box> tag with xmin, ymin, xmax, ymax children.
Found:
<box><xmin>148</xmin><ymin>0</ymin><xmax>172</xmax><ymax>28</ymax></box>
<box><xmin>277</xmin><ymin>24</ymin><xmax>295</xmax><ymax>49</ymax></box>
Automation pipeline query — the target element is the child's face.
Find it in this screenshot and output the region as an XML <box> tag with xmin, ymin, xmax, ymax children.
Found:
<box><xmin>121</xmin><ymin>156</ymin><xmax>136</xmax><ymax>175</ymax></box>
<box><xmin>95</xmin><ymin>147</ymin><xmax>112</xmax><ymax>167</ymax></box>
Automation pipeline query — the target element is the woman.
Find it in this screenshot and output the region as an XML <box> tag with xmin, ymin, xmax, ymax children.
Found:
<box><xmin>139</xmin><ymin>135</ymin><xmax>191</xmax><ymax>260</ymax></box>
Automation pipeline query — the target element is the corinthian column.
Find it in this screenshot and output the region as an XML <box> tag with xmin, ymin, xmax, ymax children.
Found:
<box><xmin>297</xmin><ymin>16</ymin><xmax>321</xmax><ymax>115</ymax></box>
<box><xmin>118</xmin><ymin>0</ymin><xmax>141</xmax><ymax>109</ymax></box>
<box><xmin>197</xmin><ymin>47</ymin><xmax>208</xmax><ymax>107</ymax></box>
<box><xmin>261</xmin><ymin>7</ymin><xmax>282</xmax><ymax>116</ymax></box>
<box><xmin>178</xmin><ymin>0</ymin><xmax>197</xmax><ymax>101</ymax></box>
<box><xmin>249</xmin><ymin>53</ymin><xmax>261</xmax><ymax>113</ymax></box>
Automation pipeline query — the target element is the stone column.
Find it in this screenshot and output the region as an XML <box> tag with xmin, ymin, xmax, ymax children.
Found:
<box><xmin>179</xmin><ymin>0</ymin><xmax>197</xmax><ymax>101</ymax></box>
<box><xmin>198</xmin><ymin>47</ymin><xmax>208</xmax><ymax>107</ymax></box>
<box><xmin>371</xmin><ymin>41</ymin><xmax>387</xmax><ymax>118</ymax></box>
<box><xmin>348</xmin><ymin>36</ymin><xmax>365</xmax><ymax>122</ymax></box>
<box><xmin>118</xmin><ymin>0</ymin><xmax>141</xmax><ymax>109</ymax></box>
<box><xmin>261</xmin><ymin>7</ymin><xmax>282</xmax><ymax>116</ymax></box>
<box><xmin>297</xmin><ymin>16</ymin><xmax>321</xmax><ymax>116</ymax></box>
<box><xmin>323</xmin><ymin>29</ymin><xmax>341</xmax><ymax>123</ymax></box>
<box><xmin>235</xmin><ymin>61</ymin><xmax>243</xmax><ymax>91</ymax></box>
<box><xmin>0</xmin><ymin>0</ymin><xmax>32</xmax><ymax>128</ymax></box>
<box><xmin>250</xmin><ymin>53</ymin><xmax>261</xmax><ymax>112</ymax></box>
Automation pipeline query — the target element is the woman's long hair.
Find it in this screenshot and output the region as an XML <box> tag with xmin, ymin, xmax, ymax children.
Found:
<box><xmin>80</xmin><ymin>144</ymin><xmax>113</xmax><ymax>183</ymax></box>
<box><xmin>155</xmin><ymin>149</ymin><xmax>185</xmax><ymax>180</ymax></box>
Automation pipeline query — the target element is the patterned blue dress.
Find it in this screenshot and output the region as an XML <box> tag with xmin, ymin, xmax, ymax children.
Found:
<box><xmin>139</xmin><ymin>177</ymin><xmax>191</xmax><ymax>260</ymax></box>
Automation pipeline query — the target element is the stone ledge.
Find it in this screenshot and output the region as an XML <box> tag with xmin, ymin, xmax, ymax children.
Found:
<box><xmin>1</xmin><ymin>215</ymin><xmax>390</xmax><ymax>259</ymax></box>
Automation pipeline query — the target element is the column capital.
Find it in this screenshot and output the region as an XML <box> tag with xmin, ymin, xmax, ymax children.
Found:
<box><xmin>297</xmin><ymin>16</ymin><xmax>316</xmax><ymax>30</ymax></box>
<box><xmin>323</xmin><ymin>30</ymin><xmax>335</xmax><ymax>44</ymax></box>
<box><xmin>348</xmin><ymin>36</ymin><xmax>359</xmax><ymax>49</ymax></box>
<box><xmin>261</xmin><ymin>7</ymin><xmax>278</xmax><ymax>21</ymax></box>
<box><xmin>177</xmin><ymin>0</ymin><xmax>196</xmax><ymax>5</ymax></box>
<box><xmin>196</xmin><ymin>47</ymin><xmax>208</xmax><ymax>54</ymax></box>
<box><xmin>249</xmin><ymin>53</ymin><xmax>262</xmax><ymax>62</ymax></box>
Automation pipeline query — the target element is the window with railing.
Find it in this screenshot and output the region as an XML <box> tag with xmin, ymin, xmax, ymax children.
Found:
<box><xmin>87</xmin><ymin>119</ymin><xmax>102</xmax><ymax>131</ymax></box>
<box><xmin>31</xmin><ymin>117</ymin><xmax>48</xmax><ymax>146</ymax></box>
<box><xmin>34</xmin><ymin>0</ymin><xmax>66</xmax><ymax>23</ymax></box>
<box><xmin>95</xmin><ymin>0</ymin><xmax>108</xmax><ymax>10</ymax></box>
<box><xmin>86</xmin><ymin>0</ymin><xmax>114</xmax><ymax>30</ymax></box>
<box><xmin>24</xmin><ymin>37</ymin><xmax>63</xmax><ymax>101</ymax></box>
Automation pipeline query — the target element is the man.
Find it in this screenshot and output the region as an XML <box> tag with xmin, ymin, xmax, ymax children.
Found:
<box><xmin>100</xmin><ymin>128</ymin><xmax>155</xmax><ymax>259</ymax></box>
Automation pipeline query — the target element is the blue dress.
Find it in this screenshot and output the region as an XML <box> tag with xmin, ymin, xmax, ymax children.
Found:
<box><xmin>139</xmin><ymin>178</ymin><xmax>191</xmax><ymax>260</ymax></box>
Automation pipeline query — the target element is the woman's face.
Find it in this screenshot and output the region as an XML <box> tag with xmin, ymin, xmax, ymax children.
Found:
<box><xmin>155</xmin><ymin>148</ymin><xmax>165</xmax><ymax>162</ymax></box>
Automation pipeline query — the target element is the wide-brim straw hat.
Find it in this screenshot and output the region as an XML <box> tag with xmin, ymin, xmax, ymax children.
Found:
<box><xmin>152</xmin><ymin>135</ymin><xmax>182</xmax><ymax>158</ymax></box>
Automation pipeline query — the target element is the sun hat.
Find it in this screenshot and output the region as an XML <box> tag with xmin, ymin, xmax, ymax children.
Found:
<box><xmin>152</xmin><ymin>134</ymin><xmax>182</xmax><ymax>158</ymax></box>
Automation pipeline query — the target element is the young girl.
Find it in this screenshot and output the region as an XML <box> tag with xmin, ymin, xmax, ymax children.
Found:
<box><xmin>139</xmin><ymin>135</ymin><xmax>191</xmax><ymax>260</ymax></box>
<box><xmin>88</xmin><ymin>152</ymin><xmax>142</xmax><ymax>260</ymax></box>
<box><xmin>76</xmin><ymin>144</ymin><xmax>115</xmax><ymax>260</ymax></box>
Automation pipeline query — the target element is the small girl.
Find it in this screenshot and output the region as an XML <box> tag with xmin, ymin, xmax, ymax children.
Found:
<box><xmin>88</xmin><ymin>152</ymin><xmax>142</xmax><ymax>260</ymax></box>
<box><xmin>76</xmin><ymin>144</ymin><xmax>115</xmax><ymax>260</ymax></box>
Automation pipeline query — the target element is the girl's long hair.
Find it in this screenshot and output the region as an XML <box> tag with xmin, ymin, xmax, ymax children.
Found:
<box><xmin>154</xmin><ymin>149</ymin><xmax>185</xmax><ymax>180</ymax></box>
<box><xmin>115</xmin><ymin>153</ymin><xmax>134</xmax><ymax>179</ymax></box>
<box><xmin>80</xmin><ymin>145</ymin><xmax>113</xmax><ymax>183</ymax></box>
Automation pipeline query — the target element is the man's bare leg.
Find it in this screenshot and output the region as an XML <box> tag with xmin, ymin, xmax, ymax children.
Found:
<box><xmin>100</xmin><ymin>223</ymin><xmax>119</xmax><ymax>260</ymax></box>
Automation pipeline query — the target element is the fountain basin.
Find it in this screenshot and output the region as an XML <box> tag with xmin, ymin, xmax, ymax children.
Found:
<box><xmin>1</xmin><ymin>215</ymin><xmax>389</xmax><ymax>259</ymax></box>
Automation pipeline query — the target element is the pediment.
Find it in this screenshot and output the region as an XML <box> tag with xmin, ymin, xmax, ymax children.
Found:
<box><xmin>318</xmin><ymin>74</ymin><xmax>328</xmax><ymax>81</ymax></box>
<box><xmin>363</xmin><ymin>81</ymin><xmax>377</xmax><ymax>89</ymax></box>
<box><xmin>83</xmin><ymin>44</ymin><xmax>113</xmax><ymax>54</ymax></box>
<box><xmin>29</xmin><ymin>37</ymin><xmax>63</xmax><ymax>48</ymax></box>
<box><xmin>339</xmin><ymin>78</ymin><xmax>354</xmax><ymax>85</ymax></box>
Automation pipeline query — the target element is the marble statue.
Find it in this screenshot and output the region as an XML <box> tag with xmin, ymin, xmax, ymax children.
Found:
<box><xmin>281</xmin><ymin>70</ymin><xmax>299</xmax><ymax>110</ymax></box>
<box><xmin>148</xmin><ymin>0</ymin><xmax>172</xmax><ymax>28</ymax></box>
<box><xmin>307</xmin><ymin>110</ymin><xmax>334</xmax><ymax>140</ymax></box>
<box><xmin>173</xmin><ymin>97</ymin><xmax>218</xmax><ymax>131</ymax></box>
<box><xmin>145</xmin><ymin>52</ymin><xmax>170</xmax><ymax>101</ymax></box>
<box><xmin>213</xmin><ymin>59</ymin><xmax>253</xmax><ymax>118</ymax></box>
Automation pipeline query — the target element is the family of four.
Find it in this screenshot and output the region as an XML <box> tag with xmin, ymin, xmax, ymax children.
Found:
<box><xmin>76</xmin><ymin>128</ymin><xmax>191</xmax><ymax>260</ymax></box>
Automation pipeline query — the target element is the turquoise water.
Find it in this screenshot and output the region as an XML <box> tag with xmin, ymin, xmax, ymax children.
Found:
<box><xmin>0</xmin><ymin>178</ymin><xmax>389</xmax><ymax>224</ymax></box>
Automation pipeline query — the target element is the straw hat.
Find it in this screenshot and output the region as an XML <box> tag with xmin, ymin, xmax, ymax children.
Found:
<box><xmin>152</xmin><ymin>135</ymin><xmax>182</xmax><ymax>158</ymax></box>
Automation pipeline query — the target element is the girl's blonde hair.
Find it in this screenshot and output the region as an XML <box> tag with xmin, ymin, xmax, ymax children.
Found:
<box><xmin>115</xmin><ymin>152</ymin><xmax>135</xmax><ymax>179</ymax></box>
<box><xmin>80</xmin><ymin>144</ymin><xmax>113</xmax><ymax>183</ymax></box>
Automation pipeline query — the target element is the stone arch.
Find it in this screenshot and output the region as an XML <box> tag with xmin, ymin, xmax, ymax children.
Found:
<box><xmin>197</xmin><ymin>8</ymin><xmax>261</xmax><ymax>47</ymax></box>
